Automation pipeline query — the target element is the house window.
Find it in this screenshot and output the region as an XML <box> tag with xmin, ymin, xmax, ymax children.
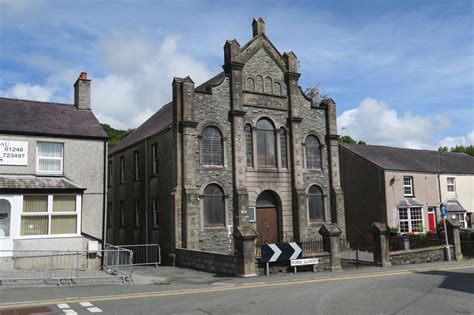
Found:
<box><xmin>202</xmin><ymin>126</ymin><xmax>223</xmax><ymax>166</ymax></box>
<box><xmin>134</xmin><ymin>199</ymin><xmax>140</xmax><ymax>227</ymax></box>
<box><xmin>107</xmin><ymin>161</ymin><xmax>113</xmax><ymax>187</ymax></box>
<box><xmin>451</xmin><ymin>213</ymin><xmax>466</xmax><ymax>227</ymax></box>
<box><xmin>280</xmin><ymin>128</ymin><xmax>288</xmax><ymax>168</ymax></box>
<box><xmin>202</xmin><ymin>184</ymin><xmax>225</xmax><ymax>227</ymax></box>
<box><xmin>152</xmin><ymin>197</ymin><xmax>159</xmax><ymax>228</ymax></box>
<box><xmin>305</xmin><ymin>136</ymin><xmax>321</xmax><ymax>169</ymax></box>
<box><xmin>37</xmin><ymin>142</ymin><xmax>63</xmax><ymax>174</ymax></box>
<box><xmin>120</xmin><ymin>156</ymin><xmax>125</xmax><ymax>183</ymax></box>
<box><xmin>21</xmin><ymin>195</ymin><xmax>78</xmax><ymax>236</ymax></box>
<box><xmin>134</xmin><ymin>151</ymin><xmax>140</xmax><ymax>180</ymax></box>
<box><xmin>119</xmin><ymin>201</ymin><xmax>125</xmax><ymax>227</ymax></box>
<box><xmin>107</xmin><ymin>202</ymin><xmax>113</xmax><ymax>227</ymax></box>
<box><xmin>256</xmin><ymin>118</ymin><xmax>276</xmax><ymax>167</ymax></box>
<box><xmin>447</xmin><ymin>177</ymin><xmax>455</xmax><ymax>192</ymax></box>
<box><xmin>152</xmin><ymin>143</ymin><xmax>159</xmax><ymax>175</ymax></box>
<box><xmin>245</xmin><ymin>124</ymin><xmax>253</xmax><ymax>167</ymax></box>
<box><xmin>264</xmin><ymin>76</ymin><xmax>273</xmax><ymax>94</ymax></box>
<box><xmin>308</xmin><ymin>185</ymin><xmax>324</xmax><ymax>222</ymax></box>
<box><xmin>398</xmin><ymin>207</ymin><xmax>423</xmax><ymax>233</ymax></box>
<box><xmin>403</xmin><ymin>176</ymin><xmax>413</xmax><ymax>196</ymax></box>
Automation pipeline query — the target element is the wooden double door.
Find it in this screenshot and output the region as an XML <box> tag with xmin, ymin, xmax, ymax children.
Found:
<box><xmin>256</xmin><ymin>206</ymin><xmax>278</xmax><ymax>244</ymax></box>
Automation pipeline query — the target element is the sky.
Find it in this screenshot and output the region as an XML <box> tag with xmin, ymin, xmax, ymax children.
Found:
<box><xmin>0</xmin><ymin>0</ymin><xmax>472</xmax><ymax>150</ymax></box>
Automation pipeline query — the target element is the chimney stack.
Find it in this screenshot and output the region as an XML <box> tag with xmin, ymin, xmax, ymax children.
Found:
<box><xmin>74</xmin><ymin>72</ymin><xmax>91</xmax><ymax>110</ymax></box>
<box><xmin>252</xmin><ymin>17</ymin><xmax>265</xmax><ymax>37</ymax></box>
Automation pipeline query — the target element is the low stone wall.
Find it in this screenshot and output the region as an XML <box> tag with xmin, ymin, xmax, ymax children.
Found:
<box><xmin>390</xmin><ymin>245</ymin><xmax>453</xmax><ymax>265</ymax></box>
<box><xmin>257</xmin><ymin>252</ymin><xmax>331</xmax><ymax>275</ymax></box>
<box><xmin>175</xmin><ymin>248</ymin><xmax>237</xmax><ymax>276</ymax></box>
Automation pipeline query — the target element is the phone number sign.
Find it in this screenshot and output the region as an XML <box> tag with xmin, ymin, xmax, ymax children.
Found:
<box><xmin>0</xmin><ymin>140</ymin><xmax>28</xmax><ymax>166</ymax></box>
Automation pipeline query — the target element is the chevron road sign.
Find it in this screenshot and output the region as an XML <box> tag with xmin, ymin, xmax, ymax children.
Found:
<box><xmin>260</xmin><ymin>242</ymin><xmax>303</xmax><ymax>263</ymax></box>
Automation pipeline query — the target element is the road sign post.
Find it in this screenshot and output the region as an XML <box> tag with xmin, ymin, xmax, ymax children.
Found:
<box><xmin>440</xmin><ymin>204</ymin><xmax>451</xmax><ymax>262</ymax></box>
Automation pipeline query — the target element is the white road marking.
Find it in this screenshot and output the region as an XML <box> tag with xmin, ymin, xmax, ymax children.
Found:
<box><xmin>63</xmin><ymin>310</ymin><xmax>78</xmax><ymax>315</ymax></box>
<box><xmin>57</xmin><ymin>304</ymin><xmax>70</xmax><ymax>309</ymax></box>
<box><xmin>80</xmin><ymin>302</ymin><xmax>93</xmax><ymax>307</ymax></box>
<box><xmin>87</xmin><ymin>307</ymin><xmax>103</xmax><ymax>313</ymax></box>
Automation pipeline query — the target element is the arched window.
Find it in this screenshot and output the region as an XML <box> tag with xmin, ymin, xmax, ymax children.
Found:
<box><xmin>256</xmin><ymin>118</ymin><xmax>276</xmax><ymax>167</ymax></box>
<box><xmin>274</xmin><ymin>82</ymin><xmax>282</xmax><ymax>96</ymax></box>
<box><xmin>203</xmin><ymin>184</ymin><xmax>225</xmax><ymax>227</ymax></box>
<box><xmin>265</xmin><ymin>77</ymin><xmax>273</xmax><ymax>94</ymax></box>
<box><xmin>308</xmin><ymin>185</ymin><xmax>324</xmax><ymax>222</ymax></box>
<box><xmin>255</xmin><ymin>75</ymin><xmax>264</xmax><ymax>93</ymax></box>
<box><xmin>202</xmin><ymin>126</ymin><xmax>223</xmax><ymax>166</ymax></box>
<box><xmin>306</xmin><ymin>135</ymin><xmax>321</xmax><ymax>169</ymax></box>
<box><xmin>246</xmin><ymin>77</ymin><xmax>255</xmax><ymax>92</ymax></box>
<box><xmin>280</xmin><ymin>128</ymin><xmax>288</xmax><ymax>168</ymax></box>
<box><xmin>245</xmin><ymin>124</ymin><xmax>253</xmax><ymax>167</ymax></box>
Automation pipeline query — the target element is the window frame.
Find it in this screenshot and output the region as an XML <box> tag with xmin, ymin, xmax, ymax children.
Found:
<box><xmin>36</xmin><ymin>142</ymin><xmax>64</xmax><ymax>175</ymax></box>
<box><xmin>152</xmin><ymin>143</ymin><xmax>159</xmax><ymax>175</ymax></box>
<box><xmin>107</xmin><ymin>160</ymin><xmax>113</xmax><ymax>187</ymax></box>
<box><xmin>20</xmin><ymin>194</ymin><xmax>80</xmax><ymax>238</ymax></box>
<box><xmin>134</xmin><ymin>150</ymin><xmax>140</xmax><ymax>181</ymax></box>
<box><xmin>256</xmin><ymin>118</ymin><xmax>277</xmax><ymax>168</ymax></box>
<box><xmin>307</xmin><ymin>185</ymin><xmax>325</xmax><ymax>223</ymax></box>
<box><xmin>280</xmin><ymin>127</ymin><xmax>288</xmax><ymax>169</ymax></box>
<box><xmin>119</xmin><ymin>201</ymin><xmax>125</xmax><ymax>227</ymax></box>
<box><xmin>134</xmin><ymin>199</ymin><xmax>140</xmax><ymax>227</ymax></box>
<box><xmin>398</xmin><ymin>207</ymin><xmax>424</xmax><ymax>233</ymax></box>
<box><xmin>305</xmin><ymin>135</ymin><xmax>322</xmax><ymax>170</ymax></box>
<box><xmin>403</xmin><ymin>176</ymin><xmax>414</xmax><ymax>197</ymax></box>
<box><xmin>119</xmin><ymin>156</ymin><xmax>125</xmax><ymax>184</ymax></box>
<box><xmin>201</xmin><ymin>126</ymin><xmax>224</xmax><ymax>167</ymax></box>
<box><xmin>107</xmin><ymin>202</ymin><xmax>113</xmax><ymax>227</ymax></box>
<box><xmin>447</xmin><ymin>177</ymin><xmax>456</xmax><ymax>192</ymax></box>
<box><xmin>202</xmin><ymin>184</ymin><xmax>226</xmax><ymax>229</ymax></box>
<box><xmin>245</xmin><ymin>124</ymin><xmax>254</xmax><ymax>168</ymax></box>
<box><xmin>152</xmin><ymin>197</ymin><xmax>159</xmax><ymax>228</ymax></box>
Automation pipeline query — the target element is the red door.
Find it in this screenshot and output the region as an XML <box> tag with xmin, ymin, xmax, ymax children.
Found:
<box><xmin>256</xmin><ymin>207</ymin><xmax>278</xmax><ymax>244</ymax></box>
<box><xmin>428</xmin><ymin>212</ymin><xmax>435</xmax><ymax>232</ymax></box>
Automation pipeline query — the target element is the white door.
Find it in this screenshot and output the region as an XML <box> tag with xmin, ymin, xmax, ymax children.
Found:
<box><xmin>0</xmin><ymin>197</ymin><xmax>13</xmax><ymax>256</ymax></box>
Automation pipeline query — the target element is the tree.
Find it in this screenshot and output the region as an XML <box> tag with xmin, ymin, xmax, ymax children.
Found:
<box><xmin>101</xmin><ymin>123</ymin><xmax>133</xmax><ymax>150</ymax></box>
<box><xmin>305</xmin><ymin>83</ymin><xmax>328</xmax><ymax>105</ymax></box>
<box><xmin>437</xmin><ymin>145</ymin><xmax>474</xmax><ymax>157</ymax></box>
<box><xmin>339</xmin><ymin>135</ymin><xmax>366</xmax><ymax>145</ymax></box>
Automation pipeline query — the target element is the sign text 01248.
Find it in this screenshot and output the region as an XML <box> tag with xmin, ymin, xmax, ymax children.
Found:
<box><xmin>0</xmin><ymin>140</ymin><xmax>28</xmax><ymax>166</ymax></box>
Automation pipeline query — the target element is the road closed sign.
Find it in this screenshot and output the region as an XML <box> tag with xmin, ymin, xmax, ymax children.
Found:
<box><xmin>0</xmin><ymin>140</ymin><xmax>28</xmax><ymax>166</ymax></box>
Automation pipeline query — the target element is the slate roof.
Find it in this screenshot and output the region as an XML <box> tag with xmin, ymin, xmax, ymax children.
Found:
<box><xmin>342</xmin><ymin>144</ymin><xmax>474</xmax><ymax>174</ymax></box>
<box><xmin>445</xmin><ymin>200</ymin><xmax>467</xmax><ymax>212</ymax></box>
<box><xmin>0</xmin><ymin>97</ymin><xmax>107</xmax><ymax>139</ymax></box>
<box><xmin>110</xmin><ymin>101</ymin><xmax>173</xmax><ymax>154</ymax></box>
<box><xmin>0</xmin><ymin>175</ymin><xmax>84</xmax><ymax>191</ymax></box>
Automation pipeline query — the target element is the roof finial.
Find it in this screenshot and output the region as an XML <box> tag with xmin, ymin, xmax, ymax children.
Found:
<box><xmin>252</xmin><ymin>17</ymin><xmax>265</xmax><ymax>37</ymax></box>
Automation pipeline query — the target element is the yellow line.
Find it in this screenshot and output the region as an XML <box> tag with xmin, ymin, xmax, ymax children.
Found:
<box><xmin>0</xmin><ymin>263</ymin><xmax>472</xmax><ymax>310</ymax></box>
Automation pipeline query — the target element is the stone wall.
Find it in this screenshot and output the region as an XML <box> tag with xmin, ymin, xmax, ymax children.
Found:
<box><xmin>390</xmin><ymin>245</ymin><xmax>453</xmax><ymax>265</ymax></box>
<box><xmin>175</xmin><ymin>248</ymin><xmax>237</xmax><ymax>276</ymax></box>
<box><xmin>257</xmin><ymin>252</ymin><xmax>331</xmax><ymax>275</ymax></box>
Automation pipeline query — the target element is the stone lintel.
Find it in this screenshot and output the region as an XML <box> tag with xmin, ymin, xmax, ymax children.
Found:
<box><xmin>290</xmin><ymin>116</ymin><xmax>303</xmax><ymax>123</ymax></box>
<box><xmin>230</xmin><ymin>109</ymin><xmax>246</xmax><ymax>117</ymax></box>
<box><xmin>223</xmin><ymin>61</ymin><xmax>245</xmax><ymax>72</ymax></box>
<box><xmin>286</xmin><ymin>72</ymin><xmax>301</xmax><ymax>80</ymax></box>
<box><xmin>179</xmin><ymin>120</ymin><xmax>198</xmax><ymax>131</ymax></box>
<box><xmin>327</xmin><ymin>134</ymin><xmax>340</xmax><ymax>141</ymax></box>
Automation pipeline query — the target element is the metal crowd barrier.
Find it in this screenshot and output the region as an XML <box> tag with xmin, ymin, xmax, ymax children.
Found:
<box><xmin>107</xmin><ymin>244</ymin><xmax>161</xmax><ymax>267</ymax></box>
<box><xmin>0</xmin><ymin>248</ymin><xmax>133</xmax><ymax>286</ymax></box>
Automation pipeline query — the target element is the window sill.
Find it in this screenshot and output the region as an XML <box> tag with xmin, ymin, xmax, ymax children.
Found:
<box><xmin>203</xmin><ymin>226</ymin><xmax>226</xmax><ymax>231</ymax></box>
<box><xmin>36</xmin><ymin>173</ymin><xmax>64</xmax><ymax>177</ymax></box>
<box><xmin>17</xmin><ymin>234</ymin><xmax>81</xmax><ymax>240</ymax></box>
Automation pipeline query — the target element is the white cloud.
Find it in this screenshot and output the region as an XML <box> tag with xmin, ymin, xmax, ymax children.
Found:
<box><xmin>337</xmin><ymin>97</ymin><xmax>439</xmax><ymax>149</ymax></box>
<box><xmin>439</xmin><ymin>130</ymin><xmax>474</xmax><ymax>148</ymax></box>
<box><xmin>0</xmin><ymin>83</ymin><xmax>55</xmax><ymax>102</ymax></box>
<box><xmin>90</xmin><ymin>34</ymin><xmax>213</xmax><ymax>128</ymax></box>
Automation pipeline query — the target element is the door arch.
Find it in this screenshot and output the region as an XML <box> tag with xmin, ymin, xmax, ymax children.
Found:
<box><xmin>0</xmin><ymin>199</ymin><xmax>11</xmax><ymax>237</ymax></box>
<box><xmin>256</xmin><ymin>190</ymin><xmax>280</xmax><ymax>244</ymax></box>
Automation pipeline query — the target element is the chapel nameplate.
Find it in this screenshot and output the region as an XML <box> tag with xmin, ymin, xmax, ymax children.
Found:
<box><xmin>243</xmin><ymin>92</ymin><xmax>288</xmax><ymax>110</ymax></box>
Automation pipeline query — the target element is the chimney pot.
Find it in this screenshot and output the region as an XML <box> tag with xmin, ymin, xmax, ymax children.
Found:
<box><xmin>79</xmin><ymin>72</ymin><xmax>87</xmax><ymax>80</ymax></box>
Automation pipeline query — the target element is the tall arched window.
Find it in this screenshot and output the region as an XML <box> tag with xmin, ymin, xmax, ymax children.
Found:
<box><xmin>256</xmin><ymin>118</ymin><xmax>276</xmax><ymax>167</ymax></box>
<box><xmin>306</xmin><ymin>135</ymin><xmax>321</xmax><ymax>169</ymax></box>
<box><xmin>202</xmin><ymin>126</ymin><xmax>223</xmax><ymax>166</ymax></box>
<box><xmin>245</xmin><ymin>124</ymin><xmax>253</xmax><ymax>167</ymax></box>
<box><xmin>203</xmin><ymin>184</ymin><xmax>225</xmax><ymax>227</ymax></box>
<box><xmin>280</xmin><ymin>128</ymin><xmax>288</xmax><ymax>168</ymax></box>
<box><xmin>308</xmin><ymin>185</ymin><xmax>324</xmax><ymax>222</ymax></box>
<box><xmin>265</xmin><ymin>77</ymin><xmax>273</xmax><ymax>94</ymax></box>
<box><xmin>246</xmin><ymin>77</ymin><xmax>255</xmax><ymax>92</ymax></box>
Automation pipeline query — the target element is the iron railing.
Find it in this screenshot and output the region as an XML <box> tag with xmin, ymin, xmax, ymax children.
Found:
<box><xmin>0</xmin><ymin>248</ymin><xmax>132</xmax><ymax>286</ymax></box>
<box><xmin>388</xmin><ymin>236</ymin><xmax>445</xmax><ymax>251</ymax></box>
